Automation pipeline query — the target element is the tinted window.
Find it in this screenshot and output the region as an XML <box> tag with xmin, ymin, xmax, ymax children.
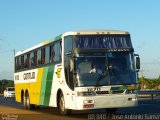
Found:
<box><xmin>50</xmin><ymin>44</ymin><xmax>55</xmax><ymax>63</ymax></box>
<box><xmin>18</xmin><ymin>57</ymin><xmax>21</xmax><ymax>70</ymax></box>
<box><xmin>37</xmin><ymin>49</ymin><xmax>42</xmax><ymax>65</ymax></box>
<box><xmin>75</xmin><ymin>35</ymin><xmax>132</xmax><ymax>49</ymax></box>
<box><xmin>54</xmin><ymin>42</ymin><xmax>61</xmax><ymax>62</ymax></box>
<box><xmin>30</xmin><ymin>52</ymin><xmax>34</xmax><ymax>67</ymax></box>
<box><xmin>15</xmin><ymin>57</ymin><xmax>18</xmax><ymax>71</ymax></box>
<box><xmin>42</xmin><ymin>48</ymin><xmax>45</xmax><ymax>64</ymax></box>
<box><xmin>24</xmin><ymin>54</ymin><xmax>29</xmax><ymax>68</ymax></box>
<box><xmin>21</xmin><ymin>55</ymin><xmax>24</xmax><ymax>69</ymax></box>
<box><xmin>15</xmin><ymin>41</ymin><xmax>62</xmax><ymax>72</ymax></box>
<box><xmin>34</xmin><ymin>51</ymin><xmax>37</xmax><ymax>66</ymax></box>
<box><xmin>45</xmin><ymin>46</ymin><xmax>50</xmax><ymax>64</ymax></box>
<box><xmin>64</xmin><ymin>36</ymin><xmax>73</xmax><ymax>54</ymax></box>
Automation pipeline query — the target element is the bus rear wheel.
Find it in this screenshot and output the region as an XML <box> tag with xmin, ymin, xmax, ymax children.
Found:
<box><xmin>23</xmin><ymin>92</ymin><xmax>34</xmax><ymax>110</ymax></box>
<box><xmin>23</xmin><ymin>94</ymin><xmax>27</xmax><ymax>109</ymax></box>
<box><xmin>58</xmin><ymin>93</ymin><xmax>71</xmax><ymax>115</ymax></box>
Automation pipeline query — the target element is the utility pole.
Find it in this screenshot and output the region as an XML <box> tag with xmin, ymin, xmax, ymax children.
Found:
<box><xmin>0</xmin><ymin>38</ymin><xmax>2</xmax><ymax>92</ymax></box>
<box><xmin>2</xmin><ymin>80</ymin><xmax>4</xmax><ymax>92</ymax></box>
<box><xmin>13</xmin><ymin>49</ymin><xmax>15</xmax><ymax>56</ymax></box>
<box><xmin>13</xmin><ymin>49</ymin><xmax>15</xmax><ymax>73</ymax></box>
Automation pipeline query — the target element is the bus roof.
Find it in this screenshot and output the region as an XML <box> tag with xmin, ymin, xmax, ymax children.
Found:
<box><xmin>62</xmin><ymin>30</ymin><xmax>129</xmax><ymax>37</ymax></box>
<box><xmin>15</xmin><ymin>34</ymin><xmax>62</xmax><ymax>56</ymax></box>
<box><xmin>15</xmin><ymin>30</ymin><xmax>129</xmax><ymax>56</ymax></box>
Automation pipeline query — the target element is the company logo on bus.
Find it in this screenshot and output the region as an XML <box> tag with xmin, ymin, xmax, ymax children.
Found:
<box><xmin>56</xmin><ymin>68</ymin><xmax>62</xmax><ymax>78</ymax></box>
<box><xmin>23</xmin><ymin>72</ymin><xmax>35</xmax><ymax>80</ymax></box>
<box><xmin>87</xmin><ymin>87</ymin><xmax>101</xmax><ymax>91</ymax></box>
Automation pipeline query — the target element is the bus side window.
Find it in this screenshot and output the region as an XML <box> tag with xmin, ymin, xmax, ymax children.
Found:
<box><xmin>45</xmin><ymin>46</ymin><xmax>50</xmax><ymax>64</ymax></box>
<box><xmin>18</xmin><ymin>56</ymin><xmax>21</xmax><ymax>70</ymax></box>
<box><xmin>24</xmin><ymin>54</ymin><xmax>28</xmax><ymax>68</ymax></box>
<box><xmin>16</xmin><ymin>57</ymin><xmax>19</xmax><ymax>70</ymax></box>
<box><xmin>41</xmin><ymin>48</ymin><xmax>45</xmax><ymax>64</ymax></box>
<box><xmin>50</xmin><ymin>44</ymin><xmax>55</xmax><ymax>63</ymax></box>
<box><xmin>30</xmin><ymin>52</ymin><xmax>34</xmax><ymax>67</ymax></box>
<box><xmin>21</xmin><ymin>55</ymin><xmax>24</xmax><ymax>69</ymax></box>
<box><xmin>37</xmin><ymin>49</ymin><xmax>42</xmax><ymax>65</ymax></box>
<box><xmin>34</xmin><ymin>50</ymin><xmax>37</xmax><ymax>66</ymax></box>
<box><xmin>54</xmin><ymin>42</ymin><xmax>61</xmax><ymax>62</ymax></box>
<box><xmin>15</xmin><ymin>57</ymin><xmax>18</xmax><ymax>71</ymax></box>
<box><xmin>15</xmin><ymin>57</ymin><xmax>16</xmax><ymax>71</ymax></box>
<box><xmin>27</xmin><ymin>53</ymin><xmax>30</xmax><ymax>68</ymax></box>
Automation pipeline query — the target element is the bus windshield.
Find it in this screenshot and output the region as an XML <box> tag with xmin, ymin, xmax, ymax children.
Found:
<box><xmin>74</xmin><ymin>35</ymin><xmax>132</xmax><ymax>49</ymax></box>
<box><xmin>75</xmin><ymin>52</ymin><xmax>136</xmax><ymax>87</ymax></box>
<box><xmin>107</xmin><ymin>52</ymin><xmax>136</xmax><ymax>85</ymax></box>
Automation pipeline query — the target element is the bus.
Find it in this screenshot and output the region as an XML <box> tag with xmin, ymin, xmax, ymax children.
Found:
<box><xmin>14</xmin><ymin>30</ymin><xmax>140</xmax><ymax>115</ymax></box>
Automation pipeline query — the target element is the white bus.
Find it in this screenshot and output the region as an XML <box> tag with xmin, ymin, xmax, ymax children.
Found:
<box><xmin>14</xmin><ymin>30</ymin><xmax>140</xmax><ymax>115</ymax></box>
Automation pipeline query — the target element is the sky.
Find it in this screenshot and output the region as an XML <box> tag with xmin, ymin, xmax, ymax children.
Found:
<box><xmin>0</xmin><ymin>0</ymin><xmax>160</xmax><ymax>80</ymax></box>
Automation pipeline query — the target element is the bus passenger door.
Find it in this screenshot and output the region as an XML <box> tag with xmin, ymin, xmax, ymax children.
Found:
<box><xmin>64</xmin><ymin>56</ymin><xmax>74</xmax><ymax>91</ymax></box>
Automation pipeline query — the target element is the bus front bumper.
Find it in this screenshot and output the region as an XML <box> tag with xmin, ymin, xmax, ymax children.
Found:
<box><xmin>75</xmin><ymin>94</ymin><xmax>138</xmax><ymax>110</ymax></box>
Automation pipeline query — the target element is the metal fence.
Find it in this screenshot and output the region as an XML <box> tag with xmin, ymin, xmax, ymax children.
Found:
<box><xmin>138</xmin><ymin>90</ymin><xmax>160</xmax><ymax>101</ymax></box>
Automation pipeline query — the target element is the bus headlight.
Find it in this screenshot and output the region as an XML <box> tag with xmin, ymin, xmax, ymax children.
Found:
<box><xmin>126</xmin><ymin>89</ymin><xmax>137</xmax><ymax>94</ymax></box>
<box><xmin>77</xmin><ymin>91</ymin><xmax>96</xmax><ymax>96</ymax></box>
<box><xmin>126</xmin><ymin>85</ymin><xmax>137</xmax><ymax>94</ymax></box>
<box><xmin>128</xmin><ymin>97</ymin><xmax>137</xmax><ymax>101</ymax></box>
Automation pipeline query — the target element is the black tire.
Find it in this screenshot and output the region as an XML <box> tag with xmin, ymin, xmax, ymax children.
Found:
<box><xmin>58</xmin><ymin>93</ymin><xmax>71</xmax><ymax>115</ymax></box>
<box><xmin>23</xmin><ymin>92</ymin><xmax>34</xmax><ymax>110</ymax></box>
<box><xmin>23</xmin><ymin>93</ymin><xmax>27</xmax><ymax>109</ymax></box>
<box><xmin>105</xmin><ymin>108</ymin><xmax>117</xmax><ymax>114</ymax></box>
<box><xmin>34</xmin><ymin>105</ymin><xmax>40</xmax><ymax>109</ymax></box>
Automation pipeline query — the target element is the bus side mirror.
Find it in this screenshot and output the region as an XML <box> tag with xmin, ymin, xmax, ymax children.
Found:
<box><xmin>136</xmin><ymin>56</ymin><xmax>140</xmax><ymax>71</ymax></box>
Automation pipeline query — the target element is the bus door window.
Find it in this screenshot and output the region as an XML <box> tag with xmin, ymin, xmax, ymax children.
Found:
<box><xmin>65</xmin><ymin>56</ymin><xmax>74</xmax><ymax>90</ymax></box>
<box><xmin>69</xmin><ymin>58</ymin><xmax>74</xmax><ymax>90</ymax></box>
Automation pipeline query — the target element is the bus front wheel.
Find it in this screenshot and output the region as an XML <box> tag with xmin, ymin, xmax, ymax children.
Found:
<box><xmin>58</xmin><ymin>93</ymin><xmax>71</xmax><ymax>115</ymax></box>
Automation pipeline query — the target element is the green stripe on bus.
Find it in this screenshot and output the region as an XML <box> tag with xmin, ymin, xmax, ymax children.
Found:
<box><xmin>43</xmin><ymin>65</ymin><xmax>54</xmax><ymax>105</ymax></box>
<box><xmin>39</xmin><ymin>67</ymin><xmax>48</xmax><ymax>105</ymax></box>
<box><xmin>111</xmin><ymin>86</ymin><xmax>128</xmax><ymax>90</ymax></box>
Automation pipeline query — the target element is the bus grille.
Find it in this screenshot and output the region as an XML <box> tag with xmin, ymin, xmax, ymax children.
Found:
<box><xmin>112</xmin><ymin>90</ymin><xmax>125</xmax><ymax>94</ymax></box>
<box><xmin>96</xmin><ymin>91</ymin><xmax>109</xmax><ymax>94</ymax></box>
<box><xmin>96</xmin><ymin>90</ymin><xmax>125</xmax><ymax>95</ymax></box>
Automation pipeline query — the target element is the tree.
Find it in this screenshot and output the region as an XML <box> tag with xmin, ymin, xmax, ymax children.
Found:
<box><xmin>138</xmin><ymin>77</ymin><xmax>160</xmax><ymax>90</ymax></box>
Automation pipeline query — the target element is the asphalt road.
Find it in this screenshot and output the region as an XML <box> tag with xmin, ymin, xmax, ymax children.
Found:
<box><xmin>0</xmin><ymin>95</ymin><xmax>160</xmax><ymax>120</ymax></box>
